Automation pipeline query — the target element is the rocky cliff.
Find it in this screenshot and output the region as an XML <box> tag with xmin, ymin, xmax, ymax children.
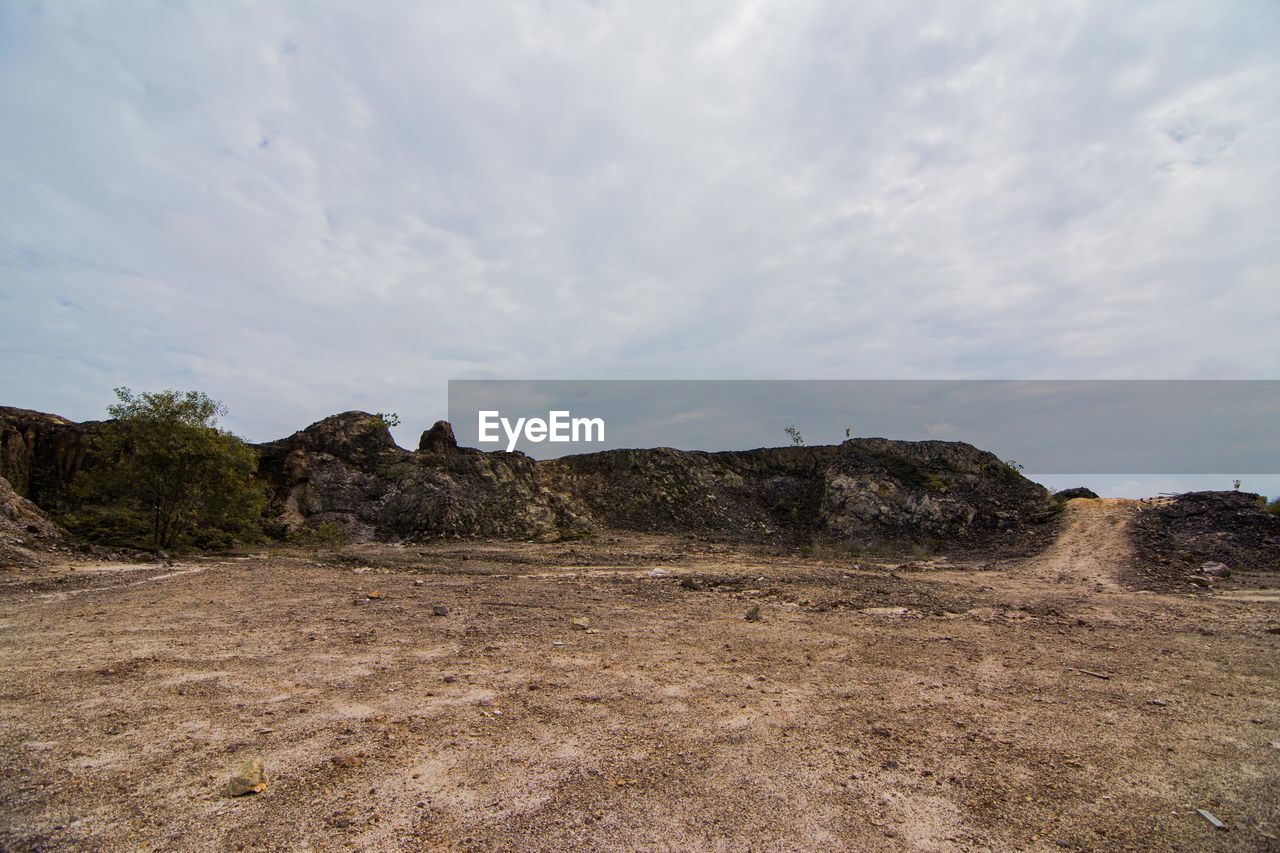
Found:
<box><xmin>2</xmin><ymin>406</ymin><xmax>1057</xmax><ymax>548</ymax></box>
<box><xmin>256</xmin><ymin>413</ymin><xmax>1054</xmax><ymax>546</ymax></box>
<box><xmin>0</xmin><ymin>407</ymin><xmax>97</xmax><ymax>504</ymax></box>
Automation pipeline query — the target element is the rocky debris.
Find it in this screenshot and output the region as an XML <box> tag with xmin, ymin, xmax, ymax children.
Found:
<box><xmin>432</xmin><ymin>605</ymin><xmax>450</xmax><ymax>616</ymax></box>
<box><xmin>744</xmin><ymin>606</ymin><xmax>761</xmax><ymax>622</ymax></box>
<box><xmin>226</xmin><ymin>757</ymin><xmax>267</xmax><ymax>796</ymax></box>
<box><xmin>0</xmin><ymin>475</ymin><xmax>65</xmax><ymax>568</ymax></box>
<box><xmin>0</xmin><ymin>406</ymin><xmax>97</xmax><ymax>503</ymax></box>
<box><xmin>0</xmin><ymin>475</ymin><xmax>62</xmax><ymax>540</ymax></box>
<box><xmin>1055</xmin><ymin>487</ymin><xmax>1099</xmax><ymax>500</ymax></box>
<box><xmin>1132</xmin><ymin>491</ymin><xmax>1279</xmax><ymax>587</ymax></box>
<box><xmin>418</xmin><ymin>420</ymin><xmax>458</xmax><ymax>453</ymax></box>
<box><xmin>570</xmin><ymin>616</ymin><xmax>590</xmax><ymax>631</ymax></box>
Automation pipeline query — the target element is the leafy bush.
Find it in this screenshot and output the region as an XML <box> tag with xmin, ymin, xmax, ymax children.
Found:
<box><xmin>63</xmin><ymin>388</ymin><xmax>266</xmax><ymax>551</ymax></box>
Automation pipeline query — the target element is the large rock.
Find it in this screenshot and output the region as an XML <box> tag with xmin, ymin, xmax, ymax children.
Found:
<box><xmin>418</xmin><ymin>420</ymin><xmax>458</xmax><ymax>452</ymax></box>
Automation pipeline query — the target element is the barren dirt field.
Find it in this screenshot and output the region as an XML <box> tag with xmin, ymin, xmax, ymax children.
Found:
<box><xmin>2</xmin><ymin>499</ymin><xmax>1278</xmax><ymax>851</ymax></box>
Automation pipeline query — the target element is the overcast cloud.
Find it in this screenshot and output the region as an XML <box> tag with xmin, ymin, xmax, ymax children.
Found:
<box><xmin>2</xmin><ymin>1</ymin><xmax>1278</xmax><ymax>447</ymax></box>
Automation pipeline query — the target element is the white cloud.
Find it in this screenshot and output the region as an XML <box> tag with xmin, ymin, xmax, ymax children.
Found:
<box><xmin>1</xmin><ymin>0</ymin><xmax>1277</xmax><ymax>443</ymax></box>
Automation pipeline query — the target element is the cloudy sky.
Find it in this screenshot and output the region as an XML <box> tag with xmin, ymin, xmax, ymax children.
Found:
<box><xmin>2</xmin><ymin>1</ymin><xmax>1278</xmax><ymax>453</ymax></box>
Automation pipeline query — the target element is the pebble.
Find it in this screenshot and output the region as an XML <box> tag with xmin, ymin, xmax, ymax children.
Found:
<box><xmin>226</xmin><ymin>757</ymin><xmax>267</xmax><ymax>796</ymax></box>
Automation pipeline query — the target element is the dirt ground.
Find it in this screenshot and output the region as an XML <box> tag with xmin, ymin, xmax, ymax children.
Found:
<box><xmin>1</xmin><ymin>499</ymin><xmax>1278</xmax><ymax>851</ymax></box>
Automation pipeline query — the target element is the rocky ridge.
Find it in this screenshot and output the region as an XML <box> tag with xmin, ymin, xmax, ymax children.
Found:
<box><xmin>255</xmin><ymin>412</ymin><xmax>1055</xmax><ymax>546</ymax></box>
<box><xmin>1</xmin><ymin>407</ymin><xmax>1059</xmax><ymax>548</ymax></box>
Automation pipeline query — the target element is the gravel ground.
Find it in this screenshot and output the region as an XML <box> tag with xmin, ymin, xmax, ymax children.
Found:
<box><xmin>1</xmin><ymin>500</ymin><xmax>1277</xmax><ymax>850</ymax></box>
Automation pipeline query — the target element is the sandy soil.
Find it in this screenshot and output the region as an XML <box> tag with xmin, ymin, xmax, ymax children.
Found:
<box><xmin>1</xmin><ymin>499</ymin><xmax>1277</xmax><ymax>851</ymax></box>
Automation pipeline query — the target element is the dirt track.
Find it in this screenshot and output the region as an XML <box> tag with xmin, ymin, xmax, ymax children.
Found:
<box><xmin>1</xmin><ymin>499</ymin><xmax>1278</xmax><ymax>850</ymax></box>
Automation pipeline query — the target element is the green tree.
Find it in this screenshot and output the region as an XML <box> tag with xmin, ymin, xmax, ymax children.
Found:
<box><xmin>66</xmin><ymin>388</ymin><xmax>265</xmax><ymax>550</ymax></box>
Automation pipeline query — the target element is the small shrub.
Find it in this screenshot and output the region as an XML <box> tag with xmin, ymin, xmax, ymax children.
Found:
<box><xmin>287</xmin><ymin>522</ymin><xmax>349</xmax><ymax>549</ymax></box>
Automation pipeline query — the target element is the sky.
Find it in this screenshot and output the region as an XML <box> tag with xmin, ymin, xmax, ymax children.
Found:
<box><xmin>2</xmin><ymin>0</ymin><xmax>1278</xmax><ymax>491</ymax></box>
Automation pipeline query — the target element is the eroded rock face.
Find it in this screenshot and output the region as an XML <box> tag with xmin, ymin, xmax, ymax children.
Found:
<box><xmin>818</xmin><ymin>439</ymin><xmax>1052</xmax><ymax>544</ymax></box>
<box><xmin>0</xmin><ymin>407</ymin><xmax>96</xmax><ymax>502</ymax></box>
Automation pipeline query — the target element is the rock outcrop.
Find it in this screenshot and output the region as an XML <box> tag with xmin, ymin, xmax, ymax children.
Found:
<box><xmin>818</xmin><ymin>438</ymin><xmax>1053</xmax><ymax>544</ymax></box>
<box><xmin>255</xmin><ymin>412</ymin><xmax>582</xmax><ymax>541</ymax></box>
<box><xmin>418</xmin><ymin>421</ymin><xmax>458</xmax><ymax>453</ymax></box>
<box><xmin>1054</xmin><ymin>486</ymin><xmax>1100</xmax><ymax>500</ymax></box>
<box><xmin>1132</xmin><ymin>491</ymin><xmax>1280</xmax><ymax>581</ymax></box>
<box><xmin>259</xmin><ymin>415</ymin><xmax>1054</xmax><ymax>546</ymax></box>
<box><xmin>0</xmin><ymin>407</ymin><xmax>97</xmax><ymax>503</ymax></box>
<box><xmin>2</xmin><ymin>405</ymin><xmax>1058</xmax><ymax>548</ymax></box>
<box><xmin>540</xmin><ymin>446</ymin><xmax>834</xmax><ymax>536</ymax></box>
